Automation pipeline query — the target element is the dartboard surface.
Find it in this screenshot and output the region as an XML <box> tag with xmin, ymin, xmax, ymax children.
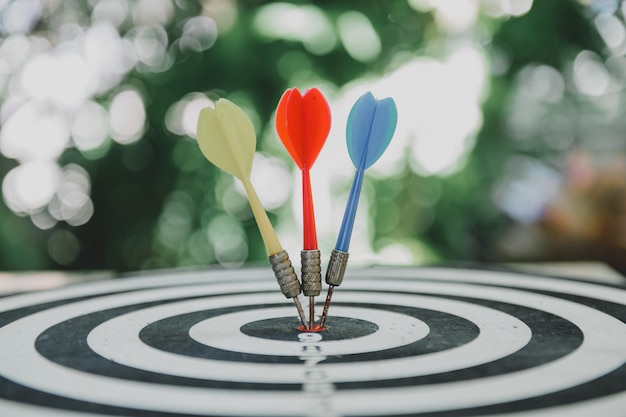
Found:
<box><xmin>0</xmin><ymin>266</ymin><xmax>625</xmax><ymax>417</ymax></box>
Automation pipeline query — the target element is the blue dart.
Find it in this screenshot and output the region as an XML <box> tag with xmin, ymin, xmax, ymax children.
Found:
<box><xmin>320</xmin><ymin>91</ymin><xmax>397</xmax><ymax>327</ymax></box>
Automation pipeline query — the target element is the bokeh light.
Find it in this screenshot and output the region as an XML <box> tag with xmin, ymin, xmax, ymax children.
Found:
<box><xmin>2</xmin><ymin>161</ymin><xmax>61</xmax><ymax>214</ymax></box>
<box><xmin>47</xmin><ymin>229</ymin><xmax>81</xmax><ymax>266</ymax></box>
<box><xmin>49</xmin><ymin>164</ymin><xmax>94</xmax><ymax>227</ymax></box>
<box><xmin>0</xmin><ymin>101</ymin><xmax>70</xmax><ymax>161</ymax></box>
<box><xmin>1</xmin><ymin>0</ymin><xmax>41</xmax><ymax>34</ymax></box>
<box><xmin>165</xmin><ymin>92</ymin><xmax>213</xmax><ymax>138</ymax></box>
<box><xmin>207</xmin><ymin>214</ymin><xmax>247</xmax><ymax>267</ymax></box>
<box><xmin>1</xmin><ymin>0</ymin><xmax>626</xmax><ymax>274</ymax></box>
<box><xmin>71</xmin><ymin>100</ymin><xmax>110</xmax><ymax>152</ymax></box>
<box><xmin>109</xmin><ymin>88</ymin><xmax>146</xmax><ymax>144</ymax></box>
<box><xmin>337</xmin><ymin>11</ymin><xmax>381</xmax><ymax>63</ymax></box>
<box><xmin>252</xmin><ymin>3</ymin><xmax>336</xmax><ymax>55</ymax></box>
<box><xmin>179</xmin><ymin>16</ymin><xmax>218</xmax><ymax>53</ymax></box>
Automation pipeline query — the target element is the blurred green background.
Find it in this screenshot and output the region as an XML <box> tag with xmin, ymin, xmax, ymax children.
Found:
<box><xmin>1</xmin><ymin>0</ymin><xmax>626</xmax><ymax>274</ymax></box>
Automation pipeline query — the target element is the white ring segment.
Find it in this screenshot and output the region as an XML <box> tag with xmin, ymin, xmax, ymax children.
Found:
<box><xmin>0</xmin><ymin>268</ymin><xmax>624</xmax><ymax>416</ymax></box>
<box><xmin>188</xmin><ymin>306</ymin><xmax>430</xmax><ymax>355</ymax></box>
<box><xmin>85</xmin><ymin>293</ymin><xmax>527</xmax><ymax>383</ymax></box>
<box><xmin>2</xmin><ymin>266</ymin><xmax>624</xmax><ymax>313</ymax></box>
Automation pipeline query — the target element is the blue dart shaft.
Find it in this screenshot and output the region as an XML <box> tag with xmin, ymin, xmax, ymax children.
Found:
<box><xmin>335</xmin><ymin>168</ymin><xmax>365</xmax><ymax>252</ymax></box>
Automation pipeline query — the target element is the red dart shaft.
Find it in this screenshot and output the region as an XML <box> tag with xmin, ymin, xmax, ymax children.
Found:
<box><xmin>275</xmin><ymin>87</ymin><xmax>330</xmax><ymax>329</ymax></box>
<box><xmin>302</xmin><ymin>168</ymin><xmax>318</xmax><ymax>250</ymax></box>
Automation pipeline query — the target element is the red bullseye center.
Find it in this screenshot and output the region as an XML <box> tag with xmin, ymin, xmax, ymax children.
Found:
<box><xmin>298</xmin><ymin>325</ymin><xmax>327</xmax><ymax>333</ymax></box>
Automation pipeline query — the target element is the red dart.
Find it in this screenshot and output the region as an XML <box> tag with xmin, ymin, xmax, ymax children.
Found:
<box><xmin>276</xmin><ymin>87</ymin><xmax>331</xmax><ymax>250</ymax></box>
<box><xmin>276</xmin><ymin>87</ymin><xmax>331</xmax><ymax>329</ymax></box>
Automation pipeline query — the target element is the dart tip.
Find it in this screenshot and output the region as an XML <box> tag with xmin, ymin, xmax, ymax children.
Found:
<box><xmin>298</xmin><ymin>324</ymin><xmax>326</xmax><ymax>332</ymax></box>
<box><xmin>320</xmin><ymin>249</ymin><xmax>349</xmax><ymax>327</ymax></box>
<box><xmin>309</xmin><ymin>296</ymin><xmax>315</xmax><ymax>330</ymax></box>
<box><xmin>319</xmin><ymin>285</ymin><xmax>335</xmax><ymax>328</ymax></box>
<box><xmin>292</xmin><ymin>296</ymin><xmax>309</xmax><ymax>329</ymax></box>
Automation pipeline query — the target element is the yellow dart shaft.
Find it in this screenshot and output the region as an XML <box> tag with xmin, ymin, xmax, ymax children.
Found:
<box><xmin>241</xmin><ymin>178</ymin><xmax>282</xmax><ymax>256</ymax></box>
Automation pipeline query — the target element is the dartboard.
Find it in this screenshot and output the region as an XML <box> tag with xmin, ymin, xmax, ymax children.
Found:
<box><xmin>0</xmin><ymin>266</ymin><xmax>625</xmax><ymax>417</ymax></box>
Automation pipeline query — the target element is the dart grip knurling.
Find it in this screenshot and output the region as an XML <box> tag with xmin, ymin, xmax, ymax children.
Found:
<box><xmin>269</xmin><ymin>250</ymin><xmax>301</xmax><ymax>298</ymax></box>
<box><xmin>301</xmin><ymin>249</ymin><xmax>321</xmax><ymax>296</ymax></box>
<box><xmin>325</xmin><ymin>249</ymin><xmax>349</xmax><ymax>286</ymax></box>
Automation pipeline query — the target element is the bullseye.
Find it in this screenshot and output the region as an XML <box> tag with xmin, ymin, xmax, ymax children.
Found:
<box><xmin>0</xmin><ymin>266</ymin><xmax>624</xmax><ymax>417</ymax></box>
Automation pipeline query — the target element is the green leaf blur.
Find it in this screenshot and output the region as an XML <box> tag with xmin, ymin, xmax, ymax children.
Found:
<box><xmin>1</xmin><ymin>0</ymin><xmax>624</xmax><ymax>274</ymax></box>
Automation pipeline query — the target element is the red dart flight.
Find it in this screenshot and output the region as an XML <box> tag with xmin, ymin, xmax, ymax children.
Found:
<box><xmin>275</xmin><ymin>87</ymin><xmax>331</xmax><ymax>251</ymax></box>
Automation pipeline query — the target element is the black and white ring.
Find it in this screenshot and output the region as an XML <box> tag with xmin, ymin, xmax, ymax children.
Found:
<box><xmin>0</xmin><ymin>266</ymin><xmax>625</xmax><ymax>417</ymax></box>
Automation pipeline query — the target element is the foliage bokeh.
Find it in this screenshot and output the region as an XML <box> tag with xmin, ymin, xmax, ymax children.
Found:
<box><xmin>1</xmin><ymin>0</ymin><xmax>625</xmax><ymax>274</ymax></box>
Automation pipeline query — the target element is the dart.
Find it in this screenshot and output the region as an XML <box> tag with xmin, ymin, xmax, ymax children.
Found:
<box><xmin>275</xmin><ymin>87</ymin><xmax>331</xmax><ymax>330</ymax></box>
<box><xmin>320</xmin><ymin>92</ymin><xmax>397</xmax><ymax>327</ymax></box>
<box><xmin>196</xmin><ymin>98</ymin><xmax>308</xmax><ymax>328</ymax></box>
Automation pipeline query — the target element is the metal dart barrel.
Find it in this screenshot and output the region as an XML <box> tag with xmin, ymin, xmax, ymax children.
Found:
<box><xmin>269</xmin><ymin>250</ymin><xmax>308</xmax><ymax>328</ymax></box>
<box><xmin>301</xmin><ymin>249</ymin><xmax>321</xmax><ymax>329</ymax></box>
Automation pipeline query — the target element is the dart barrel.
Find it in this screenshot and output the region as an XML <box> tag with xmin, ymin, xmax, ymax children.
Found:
<box><xmin>325</xmin><ymin>249</ymin><xmax>350</xmax><ymax>286</ymax></box>
<box><xmin>269</xmin><ymin>250</ymin><xmax>301</xmax><ymax>298</ymax></box>
<box><xmin>301</xmin><ymin>249</ymin><xmax>321</xmax><ymax>296</ymax></box>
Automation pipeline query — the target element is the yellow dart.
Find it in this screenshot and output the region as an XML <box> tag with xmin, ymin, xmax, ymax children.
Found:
<box><xmin>196</xmin><ymin>98</ymin><xmax>308</xmax><ymax>328</ymax></box>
